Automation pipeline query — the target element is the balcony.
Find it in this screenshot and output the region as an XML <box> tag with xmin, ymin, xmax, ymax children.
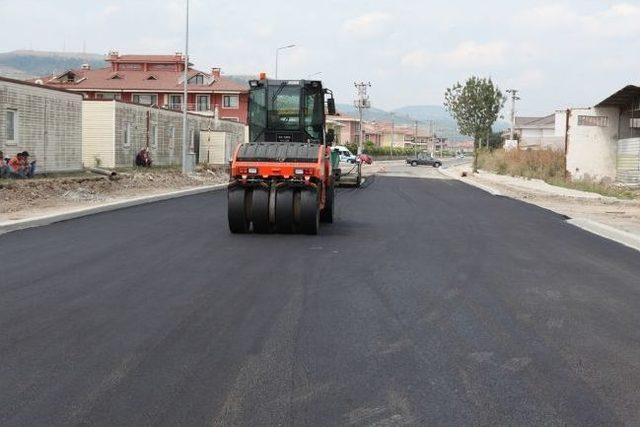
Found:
<box><xmin>164</xmin><ymin>103</ymin><xmax>214</xmax><ymax>113</ymax></box>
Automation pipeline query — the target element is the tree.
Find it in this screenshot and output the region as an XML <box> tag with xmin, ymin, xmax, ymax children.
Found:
<box><xmin>444</xmin><ymin>77</ymin><xmax>505</xmax><ymax>172</ymax></box>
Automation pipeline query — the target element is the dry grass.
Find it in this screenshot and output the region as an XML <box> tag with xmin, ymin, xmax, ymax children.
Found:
<box><xmin>477</xmin><ymin>148</ymin><xmax>638</xmax><ymax>200</ymax></box>
<box><xmin>477</xmin><ymin>148</ymin><xmax>565</xmax><ymax>180</ymax></box>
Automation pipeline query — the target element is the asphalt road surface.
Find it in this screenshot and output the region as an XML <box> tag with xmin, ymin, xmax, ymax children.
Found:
<box><xmin>2</xmin><ymin>166</ymin><xmax>640</xmax><ymax>426</ymax></box>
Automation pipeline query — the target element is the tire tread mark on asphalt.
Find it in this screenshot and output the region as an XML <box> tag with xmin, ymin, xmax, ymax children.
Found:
<box><xmin>60</xmin><ymin>273</ymin><xmax>257</xmax><ymax>426</ymax></box>
<box><xmin>211</xmin><ymin>276</ymin><xmax>307</xmax><ymax>426</ymax></box>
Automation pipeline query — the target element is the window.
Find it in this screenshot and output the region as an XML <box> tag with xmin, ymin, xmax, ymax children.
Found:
<box><xmin>96</xmin><ymin>92</ymin><xmax>121</xmax><ymax>100</ymax></box>
<box><xmin>169</xmin><ymin>95</ymin><xmax>182</xmax><ymax>110</ymax></box>
<box><xmin>248</xmin><ymin>86</ymin><xmax>266</xmax><ymax>141</ymax></box>
<box><xmin>578</xmin><ymin>115</ymin><xmax>609</xmax><ymax>127</ymax></box>
<box><xmin>223</xmin><ymin>95</ymin><xmax>239</xmax><ymax>108</ymax></box>
<box><xmin>630</xmin><ymin>118</ymin><xmax>640</xmax><ymax>129</ymax></box>
<box><xmin>188</xmin><ymin>74</ymin><xmax>204</xmax><ymax>85</ymax></box>
<box><xmin>119</xmin><ymin>63</ymin><xmax>141</xmax><ymax>70</ymax></box>
<box><xmin>133</xmin><ymin>94</ymin><xmax>158</xmax><ymax>106</ymax></box>
<box><xmin>197</xmin><ymin>95</ymin><xmax>210</xmax><ymax>111</ymax></box>
<box><xmin>149</xmin><ymin>64</ymin><xmax>175</xmax><ymax>71</ymax></box>
<box><xmin>58</xmin><ymin>71</ymin><xmax>76</xmax><ymax>83</ymax></box>
<box><xmin>5</xmin><ymin>110</ymin><xmax>17</xmax><ymax>144</ymax></box>
<box><xmin>123</xmin><ymin>123</ymin><xmax>132</xmax><ymax>147</ymax></box>
<box><xmin>151</xmin><ymin>124</ymin><xmax>158</xmax><ymax>149</ymax></box>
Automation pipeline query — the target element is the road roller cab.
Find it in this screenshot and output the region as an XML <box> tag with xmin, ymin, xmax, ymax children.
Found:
<box><xmin>228</xmin><ymin>78</ymin><xmax>337</xmax><ymax>234</ymax></box>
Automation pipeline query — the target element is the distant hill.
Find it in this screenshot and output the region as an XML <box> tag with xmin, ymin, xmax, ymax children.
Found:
<box><xmin>336</xmin><ymin>103</ymin><xmax>469</xmax><ymax>141</ymax></box>
<box><xmin>0</xmin><ymin>50</ymin><xmax>106</xmax><ymax>79</ymax></box>
<box><xmin>225</xmin><ymin>75</ymin><xmax>255</xmax><ymax>88</ymax></box>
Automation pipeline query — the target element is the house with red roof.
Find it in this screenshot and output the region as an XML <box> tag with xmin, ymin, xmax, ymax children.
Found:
<box><xmin>36</xmin><ymin>51</ymin><xmax>249</xmax><ymax>124</ymax></box>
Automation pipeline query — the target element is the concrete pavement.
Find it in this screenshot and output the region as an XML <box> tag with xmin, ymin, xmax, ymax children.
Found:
<box><xmin>1</xmin><ymin>172</ymin><xmax>640</xmax><ymax>425</ymax></box>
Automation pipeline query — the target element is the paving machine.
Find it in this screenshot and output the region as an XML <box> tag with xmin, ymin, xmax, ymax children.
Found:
<box><xmin>228</xmin><ymin>77</ymin><xmax>338</xmax><ymax>234</ymax></box>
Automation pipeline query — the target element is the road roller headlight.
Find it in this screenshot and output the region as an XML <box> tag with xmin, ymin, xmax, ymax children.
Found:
<box><xmin>248</xmin><ymin>167</ymin><xmax>258</xmax><ymax>174</ymax></box>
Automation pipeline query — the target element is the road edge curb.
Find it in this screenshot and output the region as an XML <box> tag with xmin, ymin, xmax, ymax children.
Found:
<box><xmin>0</xmin><ymin>184</ymin><xmax>228</xmax><ymax>235</ymax></box>
<box><xmin>437</xmin><ymin>167</ymin><xmax>502</xmax><ymax>196</ymax></box>
<box><xmin>567</xmin><ymin>218</ymin><xmax>640</xmax><ymax>252</ymax></box>
<box><xmin>438</xmin><ymin>167</ymin><xmax>639</xmax><ymax>252</ymax></box>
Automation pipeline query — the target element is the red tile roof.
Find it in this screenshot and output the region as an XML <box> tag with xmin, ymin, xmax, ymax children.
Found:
<box><xmin>38</xmin><ymin>66</ymin><xmax>247</xmax><ymax>93</ymax></box>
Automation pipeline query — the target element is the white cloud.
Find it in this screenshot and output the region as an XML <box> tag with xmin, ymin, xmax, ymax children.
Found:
<box><xmin>516</xmin><ymin>2</ymin><xmax>640</xmax><ymax>38</ymax></box>
<box><xmin>401</xmin><ymin>41</ymin><xmax>507</xmax><ymax>69</ymax></box>
<box><xmin>507</xmin><ymin>69</ymin><xmax>546</xmax><ymax>89</ymax></box>
<box><xmin>342</xmin><ymin>12</ymin><xmax>391</xmax><ymax>39</ymax></box>
<box><xmin>99</xmin><ymin>4</ymin><xmax>121</xmax><ymax>17</ymax></box>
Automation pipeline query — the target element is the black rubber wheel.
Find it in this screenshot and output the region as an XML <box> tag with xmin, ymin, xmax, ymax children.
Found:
<box><xmin>275</xmin><ymin>188</ymin><xmax>295</xmax><ymax>233</ymax></box>
<box><xmin>320</xmin><ymin>181</ymin><xmax>334</xmax><ymax>223</ymax></box>
<box><xmin>411</xmin><ymin>161</ymin><xmax>418</xmax><ymax>167</ymax></box>
<box><xmin>250</xmin><ymin>188</ymin><xmax>270</xmax><ymax>233</ymax></box>
<box><xmin>299</xmin><ymin>189</ymin><xmax>319</xmax><ymax>235</ymax></box>
<box><xmin>228</xmin><ymin>188</ymin><xmax>250</xmax><ymax>233</ymax></box>
<box><xmin>434</xmin><ymin>162</ymin><xmax>442</xmax><ymax>168</ymax></box>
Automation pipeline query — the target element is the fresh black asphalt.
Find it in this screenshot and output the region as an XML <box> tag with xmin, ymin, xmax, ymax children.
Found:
<box><xmin>1</xmin><ymin>175</ymin><xmax>640</xmax><ymax>426</ymax></box>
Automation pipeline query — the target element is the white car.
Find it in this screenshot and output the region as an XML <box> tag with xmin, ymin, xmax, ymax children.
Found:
<box><xmin>333</xmin><ymin>146</ymin><xmax>357</xmax><ymax>164</ymax></box>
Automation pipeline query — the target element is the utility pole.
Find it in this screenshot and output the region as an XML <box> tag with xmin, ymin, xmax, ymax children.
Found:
<box><xmin>354</xmin><ymin>82</ymin><xmax>371</xmax><ymax>155</ymax></box>
<box><xmin>390</xmin><ymin>112</ymin><xmax>395</xmax><ymax>158</ymax></box>
<box><xmin>413</xmin><ymin>120</ymin><xmax>418</xmax><ymax>157</ymax></box>
<box><xmin>182</xmin><ymin>0</ymin><xmax>191</xmax><ymax>174</ymax></box>
<box><xmin>506</xmin><ymin>89</ymin><xmax>520</xmax><ymax>142</ymax></box>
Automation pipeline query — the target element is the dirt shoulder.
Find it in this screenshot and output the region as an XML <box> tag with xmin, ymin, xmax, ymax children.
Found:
<box><xmin>448</xmin><ymin>163</ymin><xmax>640</xmax><ymax>236</ymax></box>
<box><xmin>0</xmin><ymin>167</ymin><xmax>228</xmax><ymax>222</ymax></box>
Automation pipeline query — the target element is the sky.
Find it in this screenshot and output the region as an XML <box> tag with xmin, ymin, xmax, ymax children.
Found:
<box><xmin>1</xmin><ymin>0</ymin><xmax>640</xmax><ymax>116</ymax></box>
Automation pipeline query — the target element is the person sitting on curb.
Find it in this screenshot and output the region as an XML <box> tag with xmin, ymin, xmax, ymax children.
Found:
<box><xmin>0</xmin><ymin>150</ymin><xmax>8</xmax><ymax>178</ymax></box>
<box><xmin>7</xmin><ymin>151</ymin><xmax>36</xmax><ymax>178</ymax></box>
<box><xmin>135</xmin><ymin>147</ymin><xmax>153</xmax><ymax>167</ymax></box>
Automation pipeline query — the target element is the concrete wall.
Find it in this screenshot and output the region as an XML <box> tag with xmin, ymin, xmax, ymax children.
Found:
<box><xmin>564</xmin><ymin>107</ymin><xmax>620</xmax><ymax>181</ymax></box>
<box><xmin>82</xmin><ymin>101</ymin><xmax>115</xmax><ymax>168</ymax></box>
<box><xmin>0</xmin><ymin>79</ymin><xmax>82</xmax><ymax>173</ymax></box>
<box><xmin>82</xmin><ymin>100</ymin><xmax>247</xmax><ymax>169</ymax></box>
<box><xmin>113</xmin><ymin>102</ymin><xmax>200</xmax><ymax>168</ymax></box>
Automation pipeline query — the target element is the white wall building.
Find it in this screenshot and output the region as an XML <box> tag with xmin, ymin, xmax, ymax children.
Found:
<box><xmin>556</xmin><ymin>86</ymin><xmax>640</xmax><ymax>183</ymax></box>
<box><xmin>82</xmin><ymin>100</ymin><xmax>246</xmax><ymax>169</ymax></box>
<box><xmin>1</xmin><ymin>76</ymin><xmax>83</xmax><ymax>173</ymax></box>
<box><xmin>516</xmin><ymin>115</ymin><xmax>564</xmax><ymax>150</ymax></box>
<box><xmin>509</xmin><ymin>85</ymin><xmax>640</xmax><ymax>184</ymax></box>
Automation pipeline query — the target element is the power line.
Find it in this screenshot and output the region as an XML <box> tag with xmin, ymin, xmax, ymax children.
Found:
<box><xmin>506</xmin><ymin>89</ymin><xmax>520</xmax><ymax>142</ymax></box>
<box><xmin>353</xmin><ymin>82</ymin><xmax>371</xmax><ymax>156</ymax></box>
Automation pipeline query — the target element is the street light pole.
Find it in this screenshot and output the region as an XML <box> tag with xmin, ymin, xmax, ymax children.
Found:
<box><xmin>506</xmin><ymin>89</ymin><xmax>520</xmax><ymax>142</ymax></box>
<box><xmin>275</xmin><ymin>44</ymin><xmax>295</xmax><ymax>79</ymax></box>
<box><xmin>354</xmin><ymin>82</ymin><xmax>371</xmax><ymax>156</ymax></box>
<box><xmin>181</xmin><ymin>0</ymin><xmax>190</xmax><ymax>174</ymax></box>
<box><xmin>390</xmin><ymin>112</ymin><xmax>395</xmax><ymax>157</ymax></box>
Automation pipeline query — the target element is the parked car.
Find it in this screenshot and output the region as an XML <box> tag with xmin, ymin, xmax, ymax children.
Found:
<box><xmin>406</xmin><ymin>153</ymin><xmax>442</xmax><ymax>168</ymax></box>
<box><xmin>333</xmin><ymin>146</ymin><xmax>357</xmax><ymax>164</ymax></box>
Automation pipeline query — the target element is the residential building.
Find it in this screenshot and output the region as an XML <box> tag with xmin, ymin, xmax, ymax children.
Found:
<box><xmin>363</xmin><ymin>122</ymin><xmax>382</xmax><ymax>146</ymax></box>
<box><xmin>328</xmin><ymin>114</ymin><xmax>360</xmax><ymax>144</ymax></box>
<box><xmin>82</xmin><ymin>100</ymin><xmax>246</xmax><ymax>169</ymax></box>
<box><xmin>559</xmin><ymin>85</ymin><xmax>640</xmax><ymax>183</ymax></box>
<box><xmin>37</xmin><ymin>52</ymin><xmax>249</xmax><ymax>123</ymax></box>
<box><xmin>505</xmin><ymin>85</ymin><xmax>640</xmax><ymax>183</ymax></box>
<box><xmin>511</xmin><ymin>115</ymin><xmax>564</xmax><ymax>150</ymax></box>
<box><xmin>1</xmin><ymin>76</ymin><xmax>83</xmax><ymax>173</ymax></box>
